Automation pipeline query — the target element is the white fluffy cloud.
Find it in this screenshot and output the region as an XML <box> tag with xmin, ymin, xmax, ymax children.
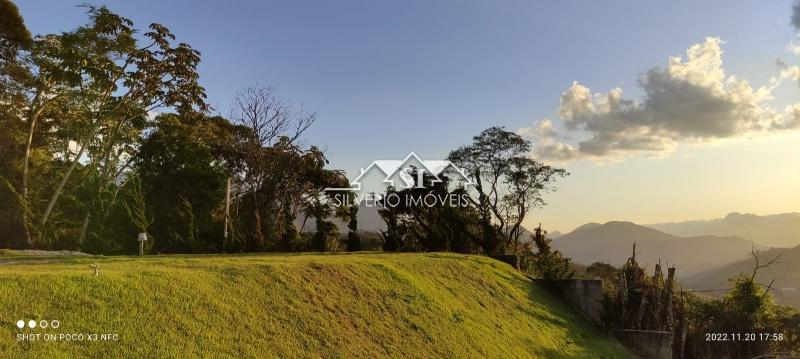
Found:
<box><xmin>522</xmin><ymin>37</ymin><xmax>800</xmax><ymax>161</ymax></box>
<box><xmin>788</xmin><ymin>42</ymin><xmax>800</xmax><ymax>56</ymax></box>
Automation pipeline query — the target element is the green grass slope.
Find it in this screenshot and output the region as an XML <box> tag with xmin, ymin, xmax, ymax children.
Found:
<box><xmin>0</xmin><ymin>252</ymin><xmax>631</xmax><ymax>358</ymax></box>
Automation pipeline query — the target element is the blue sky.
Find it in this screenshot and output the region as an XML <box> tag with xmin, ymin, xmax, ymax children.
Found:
<box><xmin>16</xmin><ymin>0</ymin><xmax>800</xmax><ymax>231</ymax></box>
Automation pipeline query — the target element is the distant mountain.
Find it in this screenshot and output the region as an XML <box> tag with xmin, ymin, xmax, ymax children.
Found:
<box><xmin>549</xmin><ymin>231</ymin><xmax>563</xmax><ymax>239</ymax></box>
<box><xmin>683</xmin><ymin>245</ymin><xmax>800</xmax><ymax>308</ymax></box>
<box><xmin>572</xmin><ymin>223</ymin><xmax>601</xmax><ymax>232</ymax></box>
<box><xmin>552</xmin><ymin>221</ymin><xmax>754</xmax><ymax>276</ymax></box>
<box><xmin>648</xmin><ymin>212</ymin><xmax>800</xmax><ymax>248</ymax></box>
<box><xmin>295</xmin><ymin>202</ymin><xmax>386</xmax><ymax>234</ymax></box>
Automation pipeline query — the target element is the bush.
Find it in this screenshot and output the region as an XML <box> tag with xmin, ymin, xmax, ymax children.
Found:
<box><xmin>522</xmin><ymin>225</ymin><xmax>574</xmax><ymax>280</ymax></box>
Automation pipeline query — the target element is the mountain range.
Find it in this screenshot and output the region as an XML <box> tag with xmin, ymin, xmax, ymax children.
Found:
<box><xmin>551</xmin><ymin>221</ymin><xmax>754</xmax><ymax>276</ymax></box>
<box><xmin>648</xmin><ymin>212</ymin><xmax>800</xmax><ymax>248</ymax></box>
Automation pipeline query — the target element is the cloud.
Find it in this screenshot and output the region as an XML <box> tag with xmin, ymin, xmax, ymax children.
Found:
<box><xmin>517</xmin><ymin>117</ymin><xmax>556</xmax><ymax>138</ymax></box>
<box><xmin>521</xmin><ymin>37</ymin><xmax>800</xmax><ymax>162</ymax></box>
<box><xmin>781</xmin><ymin>65</ymin><xmax>800</xmax><ymax>82</ymax></box>
<box><xmin>788</xmin><ymin>43</ymin><xmax>800</xmax><ymax>56</ymax></box>
<box><xmin>517</xmin><ymin>118</ymin><xmax>581</xmax><ymax>162</ymax></box>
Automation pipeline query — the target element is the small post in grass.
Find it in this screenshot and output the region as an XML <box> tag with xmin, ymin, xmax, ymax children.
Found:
<box><xmin>137</xmin><ymin>232</ymin><xmax>147</xmax><ymax>256</ymax></box>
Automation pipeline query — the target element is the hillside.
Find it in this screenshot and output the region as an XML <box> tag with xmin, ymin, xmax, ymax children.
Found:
<box><xmin>552</xmin><ymin>221</ymin><xmax>753</xmax><ymax>275</ymax></box>
<box><xmin>0</xmin><ymin>252</ymin><xmax>630</xmax><ymax>358</ymax></box>
<box><xmin>648</xmin><ymin>212</ymin><xmax>800</xmax><ymax>248</ymax></box>
<box><xmin>683</xmin><ymin>245</ymin><xmax>800</xmax><ymax>308</ymax></box>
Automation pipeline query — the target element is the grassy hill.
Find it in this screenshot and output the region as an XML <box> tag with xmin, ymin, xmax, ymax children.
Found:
<box><xmin>0</xmin><ymin>252</ymin><xmax>630</xmax><ymax>358</ymax></box>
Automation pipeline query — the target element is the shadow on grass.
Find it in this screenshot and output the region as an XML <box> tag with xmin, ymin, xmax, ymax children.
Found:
<box><xmin>506</xmin><ymin>273</ymin><xmax>631</xmax><ymax>358</ymax></box>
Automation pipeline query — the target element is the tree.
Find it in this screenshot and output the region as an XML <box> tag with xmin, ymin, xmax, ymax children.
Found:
<box><xmin>592</xmin><ymin>244</ymin><xmax>799</xmax><ymax>358</ymax></box>
<box><xmin>525</xmin><ymin>224</ymin><xmax>574</xmax><ymax>280</ymax></box>
<box><xmin>0</xmin><ymin>0</ymin><xmax>31</xmax><ymax>62</ymax></box>
<box><xmin>120</xmin><ymin>175</ymin><xmax>153</xmax><ymax>254</ymax></box>
<box><xmin>448</xmin><ymin>127</ymin><xmax>567</xmax><ymax>255</ymax></box>
<box><xmin>0</xmin><ymin>0</ymin><xmax>38</xmax><ymax>247</ymax></box>
<box><xmin>230</xmin><ymin>85</ymin><xmax>315</xmax><ymax>250</ymax></box>
<box><xmin>502</xmin><ymin>158</ymin><xmax>567</xmax><ymax>253</ymax></box>
<box><xmin>377</xmin><ymin>169</ymin><xmax>484</xmax><ymax>253</ymax></box>
<box><xmin>379</xmin><ymin>186</ymin><xmax>408</xmax><ymax>252</ymax></box>
<box><xmin>682</xmin><ymin>249</ymin><xmax>786</xmax><ymax>358</ymax></box>
<box><xmin>304</xmin><ymin>166</ymin><xmax>349</xmax><ymax>252</ymax></box>
<box><xmin>28</xmin><ymin>5</ymin><xmax>207</xmax><ymax>246</ymax></box>
<box><xmin>133</xmin><ymin>114</ymin><xmax>229</xmax><ymax>253</ymax></box>
<box><xmin>345</xmin><ymin>204</ymin><xmax>361</xmax><ymax>252</ymax></box>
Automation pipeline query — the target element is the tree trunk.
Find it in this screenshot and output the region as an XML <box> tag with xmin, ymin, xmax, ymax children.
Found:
<box><xmin>20</xmin><ymin>105</ymin><xmax>41</xmax><ymax>247</ymax></box>
<box><xmin>223</xmin><ymin>177</ymin><xmax>231</xmax><ymax>252</ymax></box>
<box><xmin>21</xmin><ymin>89</ymin><xmax>63</xmax><ymax>247</ymax></box>
<box><xmin>78</xmin><ymin>213</ymin><xmax>90</xmax><ymax>247</ymax></box>
<box><xmin>251</xmin><ymin>188</ymin><xmax>264</xmax><ymax>251</ymax></box>
<box><xmin>40</xmin><ymin>128</ymin><xmax>94</xmax><ymax>226</ymax></box>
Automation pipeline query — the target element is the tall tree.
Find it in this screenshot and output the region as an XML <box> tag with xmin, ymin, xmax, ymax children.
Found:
<box><xmin>448</xmin><ymin>127</ymin><xmax>567</xmax><ymax>255</ymax></box>
<box><xmin>25</xmin><ymin>6</ymin><xmax>207</xmax><ymax>247</ymax></box>
<box><xmin>502</xmin><ymin>157</ymin><xmax>567</xmax><ymax>253</ymax></box>
<box><xmin>0</xmin><ymin>0</ymin><xmax>37</xmax><ymax>247</ymax></box>
<box><xmin>133</xmin><ymin>114</ymin><xmax>229</xmax><ymax>253</ymax></box>
<box><xmin>230</xmin><ymin>85</ymin><xmax>314</xmax><ymax>250</ymax></box>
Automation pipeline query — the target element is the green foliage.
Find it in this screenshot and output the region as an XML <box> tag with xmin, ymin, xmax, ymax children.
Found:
<box><xmin>683</xmin><ymin>274</ymin><xmax>800</xmax><ymax>358</ymax></box>
<box><xmin>0</xmin><ymin>174</ymin><xmax>29</xmax><ymax>247</ymax></box>
<box><xmin>311</xmin><ymin>219</ymin><xmax>339</xmax><ymax>252</ymax></box>
<box><xmin>135</xmin><ymin>114</ymin><xmax>228</xmax><ymax>254</ymax></box>
<box><xmin>594</xmin><ymin>252</ymin><xmax>800</xmax><ymax>358</ymax></box>
<box><xmin>583</xmin><ymin>262</ymin><xmax>620</xmax><ymax>293</ymax></box>
<box><xmin>523</xmin><ymin>224</ymin><xmax>575</xmax><ymax>280</ymax></box>
<box><xmin>121</xmin><ymin>176</ymin><xmax>153</xmax><ymax>234</ymax></box>
<box><xmin>0</xmin><ymin>4</ymin><xmax>207</xmax><ymax>251</ymax></box>
<box><xmin>378</xmin><ymin>171</ymin><xmax>484</xmax><ymax>253</ymax></box>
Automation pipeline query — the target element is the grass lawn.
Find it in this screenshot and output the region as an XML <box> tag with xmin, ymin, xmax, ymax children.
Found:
<box><xmin>0</xmin><ymin>252</ymin><xmax>632</xmax><ymax>358</ymax></box>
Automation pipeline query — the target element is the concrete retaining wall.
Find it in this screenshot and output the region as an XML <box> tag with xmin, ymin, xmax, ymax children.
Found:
<box><xmin>534</xmin><ymin>279</ymin><xmax>603</xmax><ymax>325</ymax></box>
<box><xmin>529</xmin><ymin>277</ymin><xmax>673</xmax><ymax>359</ymax></box>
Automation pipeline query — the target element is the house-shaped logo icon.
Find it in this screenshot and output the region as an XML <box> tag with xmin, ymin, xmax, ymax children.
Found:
<box><xmin>327</xmin><ymin>152</ymin><xmax>473</xmax><ymax>195</ymax></box>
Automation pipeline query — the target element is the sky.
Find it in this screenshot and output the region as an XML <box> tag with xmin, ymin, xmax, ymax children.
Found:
<box><xmin>15</xmin><ymin>0</ymin><xmax>800</xmax><ymax>232</ymax></box>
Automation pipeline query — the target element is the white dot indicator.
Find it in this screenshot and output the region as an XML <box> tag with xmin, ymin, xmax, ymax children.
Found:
<box><xmin>16</xmin><ymin>320</ymin><xmax>24</xmax><ymax>329</ymax></box>
<box><xmin>27</xmin><ymin>320</ymin><xmax>36</xmax><ymax>329</ymax></box>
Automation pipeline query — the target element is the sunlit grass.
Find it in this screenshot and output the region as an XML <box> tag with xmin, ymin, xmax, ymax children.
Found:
<box><xmin>0</xmin><ymin>252</ymin><xmax>630</xmax><ymax>358</ymax></box>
